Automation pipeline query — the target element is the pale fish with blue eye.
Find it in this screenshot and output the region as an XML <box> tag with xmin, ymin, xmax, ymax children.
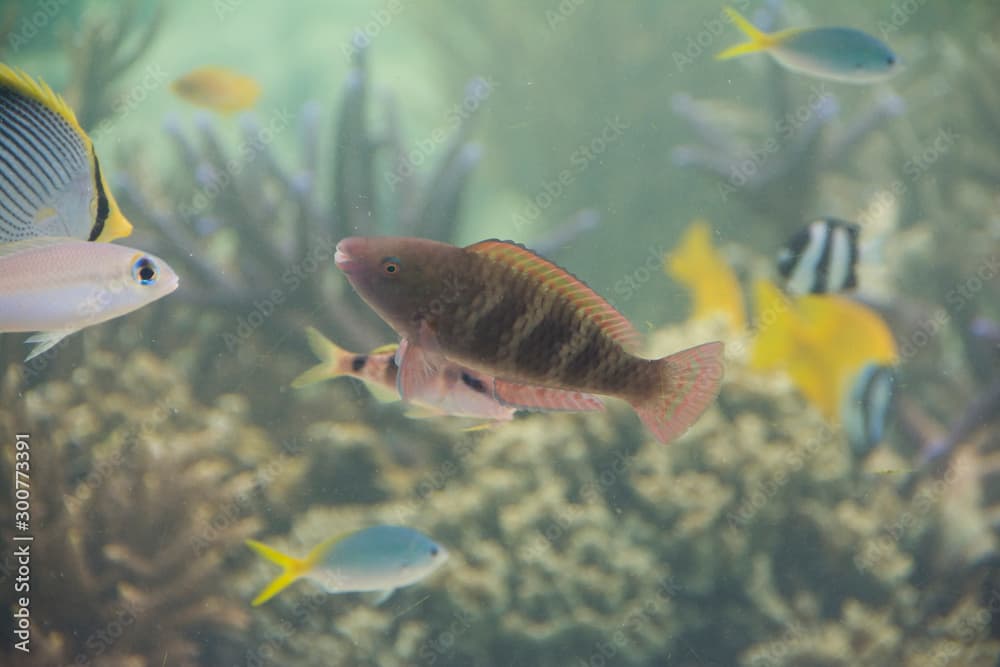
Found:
<box><xmin>246</xmin><ymin>525</ymin><xmax>449</xmax><ymax>607</ymax></box>
<box><xmin>0</xmin><ymin>237</ymin><xmax>179</xmax><ymax>360</ymax></box>
<box><xmin>717</xmin><ymin>7</ymin><xmax>899</xmax><ymax>84</ymax></box>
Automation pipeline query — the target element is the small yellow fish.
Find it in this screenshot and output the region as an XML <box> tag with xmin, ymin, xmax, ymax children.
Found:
<box><xmin>665</xmin><ymin>219</ymin><xmax>746</xmax><ymax>332</ymax></box>
<box><xmin>171</xmin><ymin>67</ymin><xmax>260</xmax><ymax>114</ymax></box>
<box><xmin>750</xmin><ymin>279</ymin><xmax>897</xmax><ymax>420</ymax></box>
<box><xmin>0</xmin><ymin>64</ymin><xmax>133</xmax><ymax>243</ymax></box>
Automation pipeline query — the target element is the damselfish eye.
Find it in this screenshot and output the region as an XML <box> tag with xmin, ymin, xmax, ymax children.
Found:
<box><xmin>382</xmin><ymin>256</ymin><xmax>401</xmax><ymax>275</ymax></box>
<box><xmin>132</xmin><ymin>257</ymin><xmax>158</xmax><ymax>286</ymax></box>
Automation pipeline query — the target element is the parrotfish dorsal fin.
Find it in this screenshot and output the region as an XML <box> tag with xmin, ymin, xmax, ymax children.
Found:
<box><xmin>0</xmin><ymin>64</ymin><xmax>89</xmax><ymax>144</ymax></box>
<box><xmin>465</xmin><ymin>239</ymin><xmax>641</xmax><ymax>351</ymax></box>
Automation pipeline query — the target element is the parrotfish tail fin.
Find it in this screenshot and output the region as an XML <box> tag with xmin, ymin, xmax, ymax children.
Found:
<box><xmin>717</xmin><ymin>7</ymin><xmax>778</xmax><ymax>59</ymax></box>
<box><xmin>246</xmin><ymin>539</ymin><xmax>316</xmax><ymax>606</ymax></box>
<box><xmin>631</xmin><ymin>341</ymin><xmax>725</xmax><ymax>445</ymax></box>
<box><xmin>291</xmin><ymin>327</ymin><xmax>351</xmax><ymax>388</ymax></box>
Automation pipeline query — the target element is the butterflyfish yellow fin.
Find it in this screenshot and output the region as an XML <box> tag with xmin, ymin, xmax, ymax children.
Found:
<box><xmin>369</xmin><ymin>343</ymin><xmax>400</xmax><ymax>355</ymax></box>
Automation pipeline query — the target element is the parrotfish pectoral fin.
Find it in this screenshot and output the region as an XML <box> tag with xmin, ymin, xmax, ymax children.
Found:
<box><xmin>716</xmin><ymin>7</ymin><xmax>788</xmax><ymax>59</ymax></box>
<box><xmin>291</xmin><ymin>326</ymin><xmax>351</xmax><ymax>388</ymax></box>
<box><xmin>395</xmin><ymin>337</ymin><xmax>446</xmax><ymax>401</ymax></box>
<box><xmin>630</xmin><ymin>341</ymin><xmax>725</xmax><ymax>445</ymax></box>
<box><xmin>24</xmin><ymin>329</ymin><xmax>77</xmax><ymax>362</ymax></box>
<box><xmin>246</xmin><ymin>535</ymin><xmax>341</xmax><ymax>606</ymax></box>
<box><xmin>492</xmin><ymin>379</ymin><xmax>606</xmax><ymax>413</ymax></box>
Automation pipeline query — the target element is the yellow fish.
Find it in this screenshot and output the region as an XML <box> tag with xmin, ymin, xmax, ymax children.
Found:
<box><xmin>750</xmin><ymin>279</ymin><xmax>897</xmax><ymax>420</ymax></box>
<box><xmin>0</xmin><ymin>64</ymin><xmax>133</xmax><ymax>243</ymax></box>
<box><xmin>171</xmin><ymin>67</ymin><xmax>261</xmax><ymax>114</ymax></box>
<box><xmin>665</xmin><ymin>219</ymin><xmax>747</xmax><ymax>332</ymax></box>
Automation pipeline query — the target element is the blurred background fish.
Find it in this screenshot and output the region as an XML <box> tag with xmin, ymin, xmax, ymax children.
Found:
<box><xmin>664</xmin><ymin>219</ymin><xmax>747</xmax><ymax>332</ymax></box>
<box><xmin>0</xmin><ymin>237</ymin><xmax>178</xmax><ymax>359</ymax></box>
<box><xmin>777</xmin><ymin>218</ymin><xmax>860</xmax><ymax>295</ymax></box>
<box><xmin>841</xmin><ymin>362</ymin><xmax>896</xmax><ymax>458</ymax></box>
<box><xmin>0</xmin><ymin>64</ymin><xmax>133</xmax><ymax>243</ymax></box>
<box><xmin>170</xmin><ymin>66</ymin><xmax>261</xmax><ymax>114</ymax></box>
<box><xmin>246</xmin><ymin>525</ymin><xmax>448</xmax><ymax>606</ymax></box>
<box><xmin>717</xmin><ymin>7</ymin><xmax>899</xmax><ymax>84</ymax></box>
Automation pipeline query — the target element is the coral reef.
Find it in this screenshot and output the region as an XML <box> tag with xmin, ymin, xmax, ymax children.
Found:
<box><xmin>0</xmin><ymin>350</ymin><xmax>270</xmax><ymax>667</ymax></box>
<box><xmin>235</xmin><ymin>320</ymin><xmax>1000</xmax><ymax>666</ymax></box>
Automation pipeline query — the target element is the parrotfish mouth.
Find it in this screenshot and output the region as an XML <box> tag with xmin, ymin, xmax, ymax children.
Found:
<box><xmin>334</xmin><ymin>240</ymin><xmax>359</xmax><ymax>274</ymax></box>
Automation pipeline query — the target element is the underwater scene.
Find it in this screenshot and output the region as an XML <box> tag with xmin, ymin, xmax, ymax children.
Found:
<box><xmin>1</xmin><ymin>0</ymin><xmax>999</xmax><ymax>665</ymax></box>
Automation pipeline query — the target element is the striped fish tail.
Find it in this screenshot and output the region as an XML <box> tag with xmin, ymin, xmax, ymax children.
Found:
<box><xmin>630</xmin><ymin>341</ymin><xmax>724</xmax><ymax>445</ymax></box>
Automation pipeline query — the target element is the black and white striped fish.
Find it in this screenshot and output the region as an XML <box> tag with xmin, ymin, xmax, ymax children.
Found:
<box><xmin>841</xmin><ymin>362</ymin><xmax>895</xmax><ymax>457</ymax></box>
<box><xmin>777</xmin><ymin>218</ymin><xmax>860</xmax><ymax>295</ymax></box>
<box><xmin>0</xmin><ymin>64</ymin><xmax>132</xmax><ymax>243</ymax></box>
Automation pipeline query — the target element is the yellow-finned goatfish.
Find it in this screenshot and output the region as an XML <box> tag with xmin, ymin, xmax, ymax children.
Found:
<box><xmin>334</xmin><ymin>236</ymin><xmax>724</xmax><ymax>445</ymax></box>
<box><xmin>0</xmin><ymin>237</ymin><xmax>178</xmax><ymax>360</ymax></box>
<box><xmin>0</xmin><ymin>64</ymin><xmax>133</xmax><ymax>243</ymax></box>
<box><xmin>292</xmin><ymin>326</ymin><xmax>605</xmax><ymax>422</ymax></box>
<box><xmin>717</xmin><ymin>7</ymin><xmax>899</xmax><ymax>84</ymax></box>
<box><xmin>170</xmin><ymin>67</ymin><xmax>261</xmax><ymax>114</ymax></box>
<box><xmin>246</xmin><ymin>526</ymin><xmax>448</xmax><ymax>607</ymax></box>
<box><xmin>665</xmin><ymin>219</ymin><xmax>747</xmax><ymax>332</ymax></box>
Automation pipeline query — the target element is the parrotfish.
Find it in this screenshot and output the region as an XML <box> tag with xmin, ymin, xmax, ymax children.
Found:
<box><xmin>334</xmin><ymin>236</ymin><xmax>725</xmax><ymax>444</ymax></box>
<box><xmin>246</xmin><ymin>526</ymin><xmax>448</xmax><ymax>607</ymax></box>
<box><xmin>778</xmin><ymin>218</ymin><xmax>860</xmax><ymax>296</ymax></box>
<box><xmin>0</xmin><ymin>64</ymin><xmax>133</xmax><ymax>243</ymax></box>
<box><xmin>717</xmin><ymin>8</ymin><xmax>899</xmax><ymax>84</ymax></box>
<box><xmin>0</xmin><ymin>237</ymin><xmax>178</xmax><ymax>360</ymax></box>
<box><xmin>292</xmin><ymin>326</ymin><xmax>604</xmax><ymax>422</ymax></box>
<box><xmin>665</xmin><ymin>219</ymin><xmax>746</xmax><ymax>332</ymax></box>
<box><xmin>171</xmin><ymin>67</ymin><xmax>261</xmax><ymax>114</ymax></box>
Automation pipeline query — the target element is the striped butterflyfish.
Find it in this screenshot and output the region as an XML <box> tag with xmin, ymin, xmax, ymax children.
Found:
<box><xmin>0</xmin><ymin>64</ymin><xmax>133</xmax><ymax>244</ymax></box>
<box><xmin>777</xmin><ymin>218</ymin><xmax>860</xmax><ymax>295</ymax></box>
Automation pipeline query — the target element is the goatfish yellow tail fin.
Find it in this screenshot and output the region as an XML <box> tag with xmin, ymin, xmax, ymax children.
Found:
<box><xmin>717</xmin><ymin>7</ymin><xmax>791</xmax><ymax>60</ymax></box>
<box><xmin>246</xmin><ymin>536</ymin><xmax>338</xmax><ymax>606</ymax></box>
<box><xmin>291</xmin><ymin>327</ymin><xmax>354</xmax><ymax>388</ymax></box>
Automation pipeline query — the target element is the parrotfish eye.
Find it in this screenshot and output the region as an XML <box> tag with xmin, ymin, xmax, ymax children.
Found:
<box><xmin>430</xmin><ymin>546</ymin><xmax>440</xmax><ymax>557</ymax></box>
<box><xmin>381</xmin><ymin>256</ymin><xmax>401</xmax><ymax>275</ymax></box>
<box><xmin>886</xmin><ymin>55</ymin><xmax>895</xmax><ymax>66</ymax></box>
<box><xmin>131</xmin><ymin>257</ymin><xmax>158</xmax><ymax>286</ymax></box>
